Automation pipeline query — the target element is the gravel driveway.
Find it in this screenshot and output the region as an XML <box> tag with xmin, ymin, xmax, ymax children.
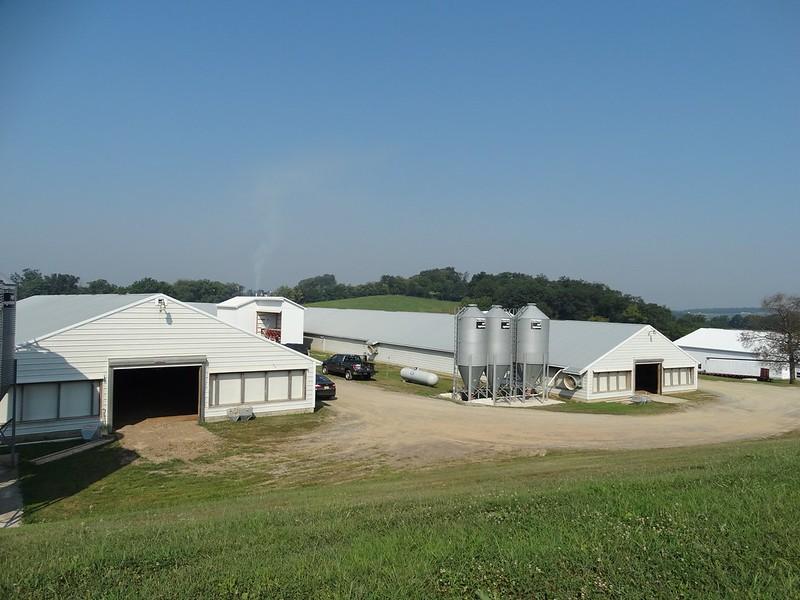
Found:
<box><xmin>304</xmin><ymin>378</ymin><xmax>800</xmax><ymax>467</ymax></box>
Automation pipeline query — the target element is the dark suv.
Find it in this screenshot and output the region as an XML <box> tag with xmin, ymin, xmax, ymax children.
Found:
<box><xmin>321</xmin><ymin>354</ymin><xmax>375</xmax><ymax>380</ymax></box>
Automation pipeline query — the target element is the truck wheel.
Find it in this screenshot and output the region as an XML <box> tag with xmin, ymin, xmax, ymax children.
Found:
<box><xmin>345</xmin><ymin>370</ymin><xmax>353</xmax><ymax>380</ymax></box>
<box><xmin>322</xmin><ymin>366</ymin><xmax>328</xmax><ymax>374</ymax></box>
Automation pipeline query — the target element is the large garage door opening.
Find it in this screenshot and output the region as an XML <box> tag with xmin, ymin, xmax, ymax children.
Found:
<box><xmin>635</xmin><ymin>363</ymin><xmax>660</xmax><ymax>394</ymax></box>
<box><xmin>112</xmin><ymin>366</ymin><xmax>200</xmax><ymax>429</ymax></box>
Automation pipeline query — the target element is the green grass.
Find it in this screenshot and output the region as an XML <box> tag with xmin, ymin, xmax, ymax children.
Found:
<box><xmin>308</xmin><ymin>294</ymin><xmax>459</xmax><ymax>313</ymax></box>
<box><xmin>312</xmin><ymin>350</ymin><xmax>453</xmax><ymax>398</ymax></box>
<box><xmin>700</xmin><ymin>373</ymin><xmax>800</xmax><ymax>387</ymax></box>
<box><xmin>14</xmin><ymin>410</ymin><xmax>344</xmax><ymax>524</ymax></box>
<box><xmin>3</xmin><ymin>434</ymin><xmax>800</xmax><ymax>598</ymax></box>
<box><xmin>540</xmin><ymin>389</ymin><xmax>721</xmax><ymax>416</ymax></box>
<box><xmin>369</xmin><ymin>362</ymin><xmax>454</xmax><ymax>398</ymax></box>
<box><xmin>539</xmin><ymin>399</ymin><xmax>679</xmax><ymax>415</ymax></box>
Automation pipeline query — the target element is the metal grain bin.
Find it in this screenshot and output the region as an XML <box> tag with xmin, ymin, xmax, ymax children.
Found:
<box><xmin>455</xmin><ymin>304</ymin><xmax>487</xmax><ymax>393</ymax></box>
<box><xmin>485</xmin><ymin>305</ymin><xmax>513</xmax><ymax>392</ymax></box>
<box><xmin>514</xmin><ymin>303</ymin><xmax>550</xmax><ymax>391</ymax></box>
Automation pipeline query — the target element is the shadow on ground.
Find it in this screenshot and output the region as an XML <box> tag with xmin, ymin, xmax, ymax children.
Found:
<box><xmin>18</xmin><ymin>441</ymin><xmax>138</xmax><ymax>521</ymax></box>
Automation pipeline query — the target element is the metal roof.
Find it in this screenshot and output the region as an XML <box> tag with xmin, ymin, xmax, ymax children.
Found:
<box><xmin>674</xmin><ymin>328</ymin><xmax>756</xmax><ymax>354</ymax></box>
<box><xmin>15</xmin><ymin>296</ymin><xmax>281</xmax><ymax>342</ymax></box>
<box><xmin>549</xmin><ymin>319</ymin><xmax>645</xmax><ymax>371</ymax></box>
<box><xmin>304</xmin><ymin>307</ymin><xmax>647</xmax><ymax>372</ymax></box>
<box><xmin>15</xmin><ymin>294</ymin><xmax>155</xmax><ymax>343</ymax></box>
<box><xmin>217</xmin><ymin>296</ymin><xmax>304</xmax><ymax>310</ymax></box>
<box><xmin>187</xmin><ymin>302</ymin><xmax>218</xmax><ymax>316</ymax></box>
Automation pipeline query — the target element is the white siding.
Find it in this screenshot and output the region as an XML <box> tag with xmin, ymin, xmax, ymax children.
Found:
<box><xmin>7</xmin><ymin>298</ymin><xmax>317</xmax><ymax>434</ymax></box>
<box><xmin>680</xmin><ymin>346</ymin><xmax>792</xmax><ymax>380</ymax></box>
<box><xmin>371</xmin><ymin>343</ymin><xmax>453</xmax><ymax>374</ymax></box>
<box><xmin>278</xmin><ymin>304</ymin><xmax>305</xmax><ymax>345</ymax></box>
<box><xmin>308</xmin><ymin>335</ymin><xmax>454</xmax><ymax>374</ymax></box>
<box><xmin>310</xmin><ymin>334</ymin><xmax>367</xmax><ymax>357</ymax></box>
<box><xmin>550</xmin><ymin>372</ymin><xmax>591</xmax><ymax>401</ymax></box>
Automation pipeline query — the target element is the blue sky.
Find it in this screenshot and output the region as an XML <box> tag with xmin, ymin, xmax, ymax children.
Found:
<box><xmin>1</xmin><ymin>1</ymin><xmax>798</xmax><ymax>308</ymax></box>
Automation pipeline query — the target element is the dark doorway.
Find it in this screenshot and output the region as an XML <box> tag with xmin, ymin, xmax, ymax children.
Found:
<box><xmin>635</xmin><ymin>363</ymin><xmax>660</xmax><ymax>394</ymax></box>
<box><xmin>112</xmin><ymin>366</ymin><xmax>200</xmax><ymax>428</ymax></box>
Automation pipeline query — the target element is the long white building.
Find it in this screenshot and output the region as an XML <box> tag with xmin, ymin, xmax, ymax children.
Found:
<box><xmin>675</xmin><ymin>327</ymin><xmax>796</xmax><ymax>380</ymax></box>
<box><xmin>304</xmin><ymin>307</ymin><xmax>698</xmax><ymax>401</ymax></box>
<box><xmin>1</xmin><ymin>294</ymin><xmax>318</xmax><ymax>440</ymax></box>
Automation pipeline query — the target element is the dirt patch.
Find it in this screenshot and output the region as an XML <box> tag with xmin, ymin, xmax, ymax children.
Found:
<box><xmin>116</xmin><ymin>415</ymin><xmax>220</xmax><ymax>463</ymax></box>
<box><xmin>120</xmin><ymin>378</ymin><xmax>800</xmax><ymax>477</ymax></box>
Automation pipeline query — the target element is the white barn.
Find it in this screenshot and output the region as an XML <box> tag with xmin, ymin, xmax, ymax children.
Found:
<box><xmin>675</xmin><ymin>327</ymin><xmax>796</xmax><ymax>380</ymax></box>
<box><xmin>0</xmin><ymin>294</ymin><xmax>318</xmax><ymax>440</ymax></box>
<box><xmin>305</xmin><ymin>307</ymin><xmax>698</xmax><ymax>401</ymax></box>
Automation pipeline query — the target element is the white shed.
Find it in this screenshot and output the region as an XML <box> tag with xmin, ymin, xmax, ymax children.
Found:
<box><xmin>215</xmin><ymin>296</ymin><xmax>305</xmax><ymax>345</ymax></box>
<box><xmin>0</xmin><ymin>294</ymin><xmax>318</xmax><ymax>440</ymax></box>
<box><xmin>675</xmin><ymin>327</ymin><xmax>795</xmax><ymax>380</ymax></box>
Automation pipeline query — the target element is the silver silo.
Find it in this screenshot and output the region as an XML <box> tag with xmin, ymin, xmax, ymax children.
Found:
<box><xmin>515</xmin><ymin>303</ymin><xmax>550</xmax><ymax>393</ymax></box>
<box><xmin>455</xmin><ymin>304</ymin><xmax>487</xmax><ymax>396</ymax></box>
<box><xmin>485</xmin><ymin>305</ymin><xmax>513</xmax><ymax>394</ymax></box>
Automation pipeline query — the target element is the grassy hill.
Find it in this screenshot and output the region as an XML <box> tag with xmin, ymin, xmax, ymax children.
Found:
<box><xmin>308</xmin><ymin>294</ymin><xmax>459</xmax><ymax>313</ymax></box>
<box><xmin>4</xmin><ymin>428</ymin><xmax>800</xmax><ymax>597</ymax></box>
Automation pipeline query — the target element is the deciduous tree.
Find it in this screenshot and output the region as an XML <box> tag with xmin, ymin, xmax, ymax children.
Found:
<box><xmin>740</xmin><ymin>294</ymin><xmax>800</xmax><ymax>383</ymax></box>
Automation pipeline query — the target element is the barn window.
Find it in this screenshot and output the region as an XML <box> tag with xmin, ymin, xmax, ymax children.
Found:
<box><xmin>210</xmin><ymin>370</ymin><xmax>307</xmax><ymax>405</ymax></box>
<box><xmin>17</xmin><ymin>381</ymin><xmax>101</xmax><ymax>422</ymax></box>
<box><xmin>290</xmin><ymin>370</ymin><xmax>305</xmax><ymax>400</ymax></box>
<box><xmin>214</xmin><ymin>373</ymin><xmax>243</xmax><ymax>406</ymax></box>
<box><xmin>267</xmin><ymin>371</ymin><xmax>290</xmax><ymax>401</ymax></box>
<box><xmin>663</xmin><ymin>368</ymin><xmax>694</xmax><ymax>387</ymax></box>
<box><xmin>21</xmin><ymin>383</ymin><xmax>58</xmax><ymax>421</ymax></box>
<box><xmin>592</xmin><ymin>371</ymin><xmax>631</xmax><ymax>393</ymax></box>
<box><xmin>243</xmin><ymin>372</ymin><xmax>266</xmax><ymax>403</ymax></box>
<box><xmin>60</xmin><ymin>381</ymin><xmax>95</xmax><ymax>418</ymax></box>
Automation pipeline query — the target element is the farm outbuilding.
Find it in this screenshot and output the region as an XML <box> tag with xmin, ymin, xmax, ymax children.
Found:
<box><xmin>0</xmin><ymin>294</ymin><xmax>318</xmax><ymax>440</ymax></box>
<box><xmin>675</xmin><ymin>328</ymin><xmax>797</xmax><ymax>380</ymax></box>
<box><xmin>305</xmin><ymin>307</ymin><xmax>698</xmax><ymax>400</ymax></box>
<box><xmin>214</xmin><ymin>296</ymin><xmax>305</xmax><ymax>345</ymax></box>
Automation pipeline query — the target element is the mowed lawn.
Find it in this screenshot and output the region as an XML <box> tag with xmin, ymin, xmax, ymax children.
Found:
<box><xmin>2</xmin><ymin>428</ymin><xmax>800</xmax><ymax>598</ymax></box>
<box><xmin>308</xmin><ymin>294</ymin><xmax>459</xmax><ymax>313</ymax></box>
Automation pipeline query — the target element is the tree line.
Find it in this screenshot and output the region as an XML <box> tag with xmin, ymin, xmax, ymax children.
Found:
<box><xmin>9</xmin><ymin>266</ymin><xmax>775</xmax><ymax>341</ymax></box>
<box><xmin>274</xmin><ymin>267</ymin><xmax>770</xmax><ymax>340</ymax></box>
<box><xmin>10</xmin><ymin>266</ymin><xmax>796</xmax><ymax>380</ymax></box>
<box><xmin>9</xmin><ymin>269</ymin><xmax>242</xmax><ymax>304</ymax></box>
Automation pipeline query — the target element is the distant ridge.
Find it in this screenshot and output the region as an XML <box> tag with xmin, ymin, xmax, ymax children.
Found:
<box><xmin>307</xmin><ymin>295</ymin><xmax>458</xmax><ymax>314</ymax></box>
<box><xmin>675</xmin><ymin>307</ymin><xmax>766</xmax><ymax>316</ymax></box>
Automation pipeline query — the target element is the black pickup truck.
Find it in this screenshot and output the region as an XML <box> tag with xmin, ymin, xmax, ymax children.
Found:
<box><xmin>321</xmin><ymin>354</ymin><xmax>375</xmax><ymax>380</ymax></box>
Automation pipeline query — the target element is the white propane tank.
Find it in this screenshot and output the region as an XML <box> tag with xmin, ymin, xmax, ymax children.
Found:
<box><xmin>400</xmin><ymin>367</ymin><xmax>439</xmax><ymax>387</ymax></box>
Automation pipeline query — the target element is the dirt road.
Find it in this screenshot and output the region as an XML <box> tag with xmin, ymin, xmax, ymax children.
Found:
<box><xmin>299</xmin><ymin>378</ymin><xmax>800</xmax><ymax>466</ymax></box>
